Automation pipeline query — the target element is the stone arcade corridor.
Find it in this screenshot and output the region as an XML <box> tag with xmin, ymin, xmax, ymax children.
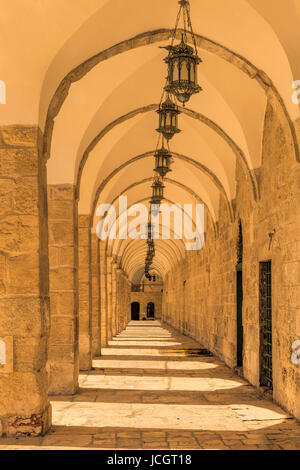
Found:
<box><xmin>1</xmin><ymin>322</ymin><xmax>299</xmax><ymax>450</ymax></box>
<box><xmin>0</xmin><ymin>0</ymin><xmax>300</xmax><ymax>451</ymax></box>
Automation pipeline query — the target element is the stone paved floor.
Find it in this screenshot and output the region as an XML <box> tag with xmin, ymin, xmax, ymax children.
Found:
<box><xmin>1</xmin><ymin>321</ymin><xmax>300</xmax><ymax>450</ymax></box>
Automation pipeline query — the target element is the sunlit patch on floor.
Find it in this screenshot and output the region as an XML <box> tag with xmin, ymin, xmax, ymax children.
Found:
<box><xmin>79</xmin><ymin>374</ymin><xmax>244</xmax><ymax>391</ymax></box>
<box><xmin>92</xmin><ymin>359</ymin><xmax>218</xmax><ymax>370</ymax></box>
<box><xmin>51</xmin><ymin>401</ymin><xmax>288</xmax><ymax>431</ymax></box>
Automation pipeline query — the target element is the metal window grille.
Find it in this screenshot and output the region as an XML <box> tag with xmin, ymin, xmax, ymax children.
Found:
<box><xmin>260</xmin><ymin>260</ymin><xmax>273</xmax><ymax>389</ymax></box>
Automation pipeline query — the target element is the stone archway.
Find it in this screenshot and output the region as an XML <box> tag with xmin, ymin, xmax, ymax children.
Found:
<box><xmin>131</xmin><ymin>302</ymin><xmax>140</xmax><ymax>321</ymax></box>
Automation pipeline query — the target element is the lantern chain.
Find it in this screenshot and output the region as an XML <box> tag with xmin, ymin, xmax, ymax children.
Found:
<box><xmin>186</xmin><ymin>1</ymin><xmax>199</xmax><ymax>57</ymax></box>
<box><xmin>146</xmin><ymin>0</ymin><xmax>201</xmax><ymax>276</ymax></box>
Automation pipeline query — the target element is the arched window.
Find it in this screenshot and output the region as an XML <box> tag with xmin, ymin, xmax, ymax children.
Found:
<box><xmin>147</xmin><ymin>302</ymin><xmax>155</xmax><ymax>318</ymax></box>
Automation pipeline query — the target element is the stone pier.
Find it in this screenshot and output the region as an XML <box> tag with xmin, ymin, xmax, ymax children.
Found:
<box><xmin>78</xmin><ymin>215</ymin><xmax>92</xmax><ymax>370</ymax></box>
<box><xmin>48</xmin><ymin>184</ymin><xmax>79</xmax><ymax>395</ymax></box>
<box><xmin>0</xmin><ymin>126</ymin><xmax>51</xmax><ymax>435</ymax></box>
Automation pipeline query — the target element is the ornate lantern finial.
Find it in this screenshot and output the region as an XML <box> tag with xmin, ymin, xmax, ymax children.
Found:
<box><xmin>154</xmin><ymin>141</ymin><xmax>173</xmax><ymax>179</ymax></box>
<box><xmin>156</xmin><ymin>95</ymin><xmax>181</xmax><ymax>141</ymax></box>
<box><xmin>150</xmin><ymin>178</ymin><xmax>165</xmax><ymax>206</ymax></box>
<box><xmin>162</xmin><ymin>0</ymin><xmax>202</xmax><ymax>106</ymax></box>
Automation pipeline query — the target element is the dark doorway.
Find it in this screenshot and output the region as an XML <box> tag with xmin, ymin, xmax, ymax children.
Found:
<box><xmin>147</xmin><ymin>302</ymin><xmax>155</xmax><ymax>318</ymax></box>
<box><xmin>131</xmin><ymin>302</ymin><xmax>140</xmax><ymax>321</ymax></box>
<box><xmin>259</xmin><ymin>260</ymin><xmax>273</xmax><ymax>389</ymax></box>
<box><xmin>236</xmin><ymin>268</ymin><xmax>243</xmax><ymax>367</ymax></box>
<box><xmin>236</xmin><ymin>220</ymin><xmax>243</xmax><ymax>367</ymax></box>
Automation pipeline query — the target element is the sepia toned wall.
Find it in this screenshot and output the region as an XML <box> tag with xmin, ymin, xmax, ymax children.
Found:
<box><xmin>0</xmin><ymin>126</ymin><xmax>51</xmax><ymax>435</ymax></box>
<box><xmin>130</xmin><ymin>292</ymin><xmax>163</xmax><ymax>320</ymax></box>
<box><xmin>162</xmin><ymin>92</ymin><xmax>300</xmax><ymax>419</ymax></box>
<box><xmin>116</xmin><ymin>270</ymin><xmax>131</xmax><ymax>334</ymax></box>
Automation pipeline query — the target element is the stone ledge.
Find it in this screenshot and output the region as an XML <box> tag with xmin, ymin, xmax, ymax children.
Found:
<box><xmin>0</xmin><ymin>126</ymin><xmax>39</xmax><ymax>148</ymax></box>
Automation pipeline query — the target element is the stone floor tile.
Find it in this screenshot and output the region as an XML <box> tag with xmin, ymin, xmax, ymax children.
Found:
<box><xmin>142</xmin><ymin>442</ymin><xmax>170</xmax><ymax>449</ymax></box>
<box><xmin>1</xmin><ymin>322</ymin><xmax>300</xmax><ymax>451</ymax></box>
<box><xmin>41</xmin><ymin>434</ymin><xmax>93</xmax><ymax>448</ymax></box>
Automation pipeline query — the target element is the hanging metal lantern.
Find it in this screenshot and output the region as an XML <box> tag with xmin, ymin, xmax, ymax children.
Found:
<box><xmin>164</xmin><ymin>34</ymin><xmax>202</xmax><ymax>106</ymax></box>
<box><xmin>161</xmin><ymin>1</ymin><xmax>202</xmax><ymax>107</ymax></box>
<box><xmin>156</xmin><ymin>95</ymin><xmax>181</xmax><ymax>141</ymax></box>
<box><xmin>154</xmin><ymin>144</ymin><xmax>173</xmax><ymax>179</ymax></box>
<box><xmin>150</xmin><ymin>178</ymin><xmax>165</xmax><ymax>206</ymax></box>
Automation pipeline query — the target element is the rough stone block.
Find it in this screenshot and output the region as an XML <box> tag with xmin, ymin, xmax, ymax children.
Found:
<box><xmin>0</xmin><ymin>148</ymin><xmax>38</xmax><ymax>178</ymax></box>
<box><xmin>49</xmin><ymin>317</ymin><xmax>76</xmax><ymax>345</ymax></box>
<box><xmin>0</xmin><ymin>297</ymin><xmax>46</xmax><ymax>336</ymax></box>
<box><xmin>48</xmin><ymin>363</ymin><xmax>78</xmax><ymax>395</ymax></box>
<box><xmin>48</xmin><ymin>200</ymin><xmax>74</xmax><ymax>220</ymax></box>
<box><xmin>78</xmin><ymin>227</ymin><xmax>89</xmax><ymax>246</ymax></box>
<box><xmin>0</xmin><ymin>370</ymin><xmax>49</xmax><ymax>417</ymax></box>
<box><xmin>48</xmin><ymin>344</ymin><xmax>77</xmax><ymax>363</ymax></box>
<box><xmin>48</xmin><ymin>222</ymin><xmax>74</xmax><ymax>246</ymax></box>
<box><xmin>1</xmin><ymin>126</ymin><xmax>38</xmax><ymax>147</ymax></box>
<box><xmin>0</xmin><ymin>192</ymin><xmax>14</xmax><ymax>217</ymax></box>
<box><xmin>14</xmin><ymin>177</ymin><xmax>39</xmax><ymax>214</ymax></box>
<box><xmin>7</xmin><ymin>253</ymin><xmax>40</xmax><ymax>295</ymax></box>
<box><xmin>48</xmin><ymin>185</ymin><xmax>74</xmax><ymax>202</ymax></box>
<box><xmin>14</xmin><ymin>335</ymin><xmax>47</xmax><ymax>372</ymax></box>
<box><xmin>59</xmin><ymin>246</ymin><xmax>75</xmax><ymax>266</ymax></box>
<box><xmin>49</xmin><ymin>267</ymin><xmax>75</xmax><ymax>291</ymax></box>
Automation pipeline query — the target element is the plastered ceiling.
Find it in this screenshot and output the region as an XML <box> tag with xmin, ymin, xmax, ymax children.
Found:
<box><xmin>2</xmin><ymin>0</ymin><xmax>299</xmax><ymax>282</ymax></box>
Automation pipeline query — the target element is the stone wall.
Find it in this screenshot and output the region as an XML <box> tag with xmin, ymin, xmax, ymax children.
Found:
<box><xmin>99</xmin><ymin>241</ymin><xmax>107</xmax><ymax>346</ymax></box>
<box><xmin>78</xmin><ymin>215</ymin><xmax>92</xmax><ymax>370</ymax></box>
<box><xmin>91</xmin><ymin>234</ymin><xmax>101</xmax><ymax>356</ymax></box>
<box><xmin>163</xmin><ymin>201</ymin><xmax>236</xmax><ymax>367</ymax></box>
<box><xmin>106</xmin><ymin>257</ymin><xmax>113</xmax><ymax>341</ymax></box>
<box><xmin>111</xmin><ymin>260</ymin><xmax>118</xmax><ymax>337</ymax></box>
<box><xmin>163</xmin><ymin>91</ymin><xmax>300</xmax><ymax>419</ymax></box>
<box><xmin>116</xmin><ymin>270</ymin><xmax>131</xmax><ymax>334</ymax></box>
<box><xmin>0</xmin><ymin>126</ymin><xmax>51</xmax><ymax>436</ymax></box>
<box><xmin>130</xmin><ymin>292</ymin><xmax>162</xmax><ymax>319</ymax></box>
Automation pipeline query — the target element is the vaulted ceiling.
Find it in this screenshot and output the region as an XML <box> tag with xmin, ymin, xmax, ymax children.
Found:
<box><xmin>2</xmin><ymin>0</ymin><xmax>299</xmax><ymax>282</ymax></box>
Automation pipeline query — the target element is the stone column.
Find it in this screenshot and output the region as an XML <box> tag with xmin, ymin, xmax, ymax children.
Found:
<box><xmin>106</xmin><ymin>256</ymin><xmax>113</xmax><ymax>342</ymax></box>
<box><xmin>78</xmin><ymin>215</ymin><xmax>92</xmax><ymax>370</ymax></box>
<box><xmin>0</xmin><ymin>126</ymin><xmax>51</xmax><ymax>436</ymax></box>
<box><xmin>91</xmin><ymin>234</ymin><xmax>101</xmax><ymax>356</ymax></box>
<box><xmin>111</xmin><ymin>261</ymin><xmax>118</xmax><ymax>338</ymax></box>
<box><xmin>116</xmin><ymin>269</ymin><xmax>122</xmax><ymax>334</ymax></box>
<box><xmin>116</xmin><ymin>270</ymin><xmax>130</xmax><ymax>333</ymax></box>
<box><xmin>99</xmin><ymin>241</ymin><xmax>107</xmax><ymax>347</ymax></box>
<box><xmin>48</xmin><ymin>184</ymin><xmax>79</xmax><ymax>395</ymax></box>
